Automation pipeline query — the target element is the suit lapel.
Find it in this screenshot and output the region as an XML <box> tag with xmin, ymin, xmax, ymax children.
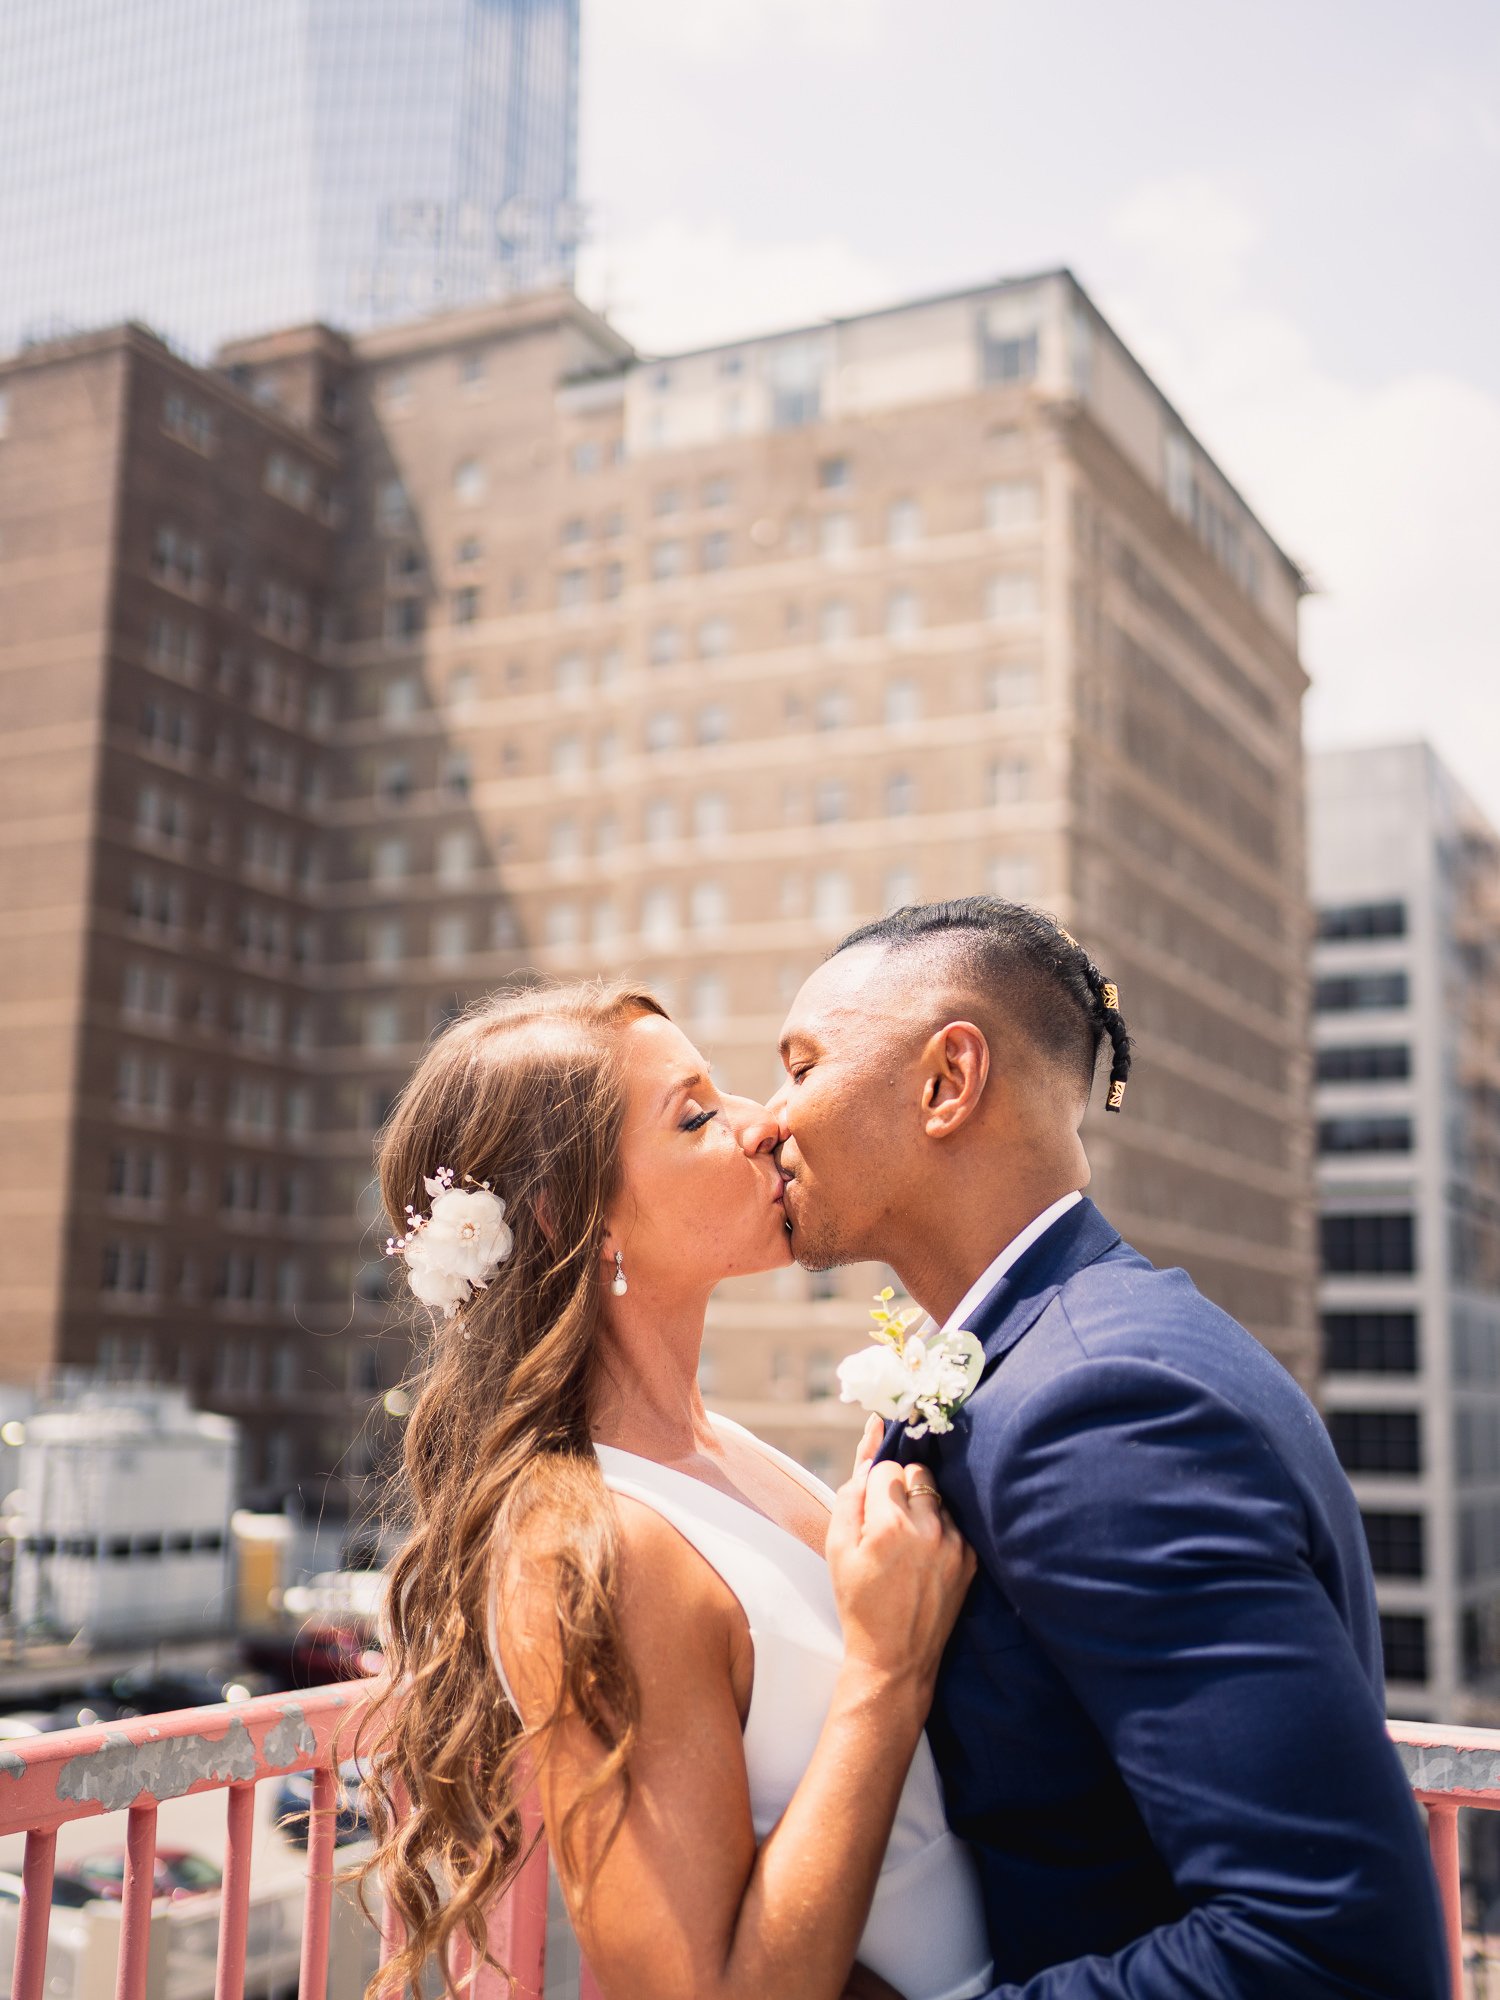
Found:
<box><xmin>874</xmin><ymin>1198</ymin><xmax>1122</xmax><ymax>1466</ymax></box>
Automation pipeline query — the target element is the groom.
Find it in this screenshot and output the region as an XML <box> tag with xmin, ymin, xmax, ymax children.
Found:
<box><xmin>769</xmin><ymin>898</ymin><xmax>1447</xmax><ymax>1999</ymax></box>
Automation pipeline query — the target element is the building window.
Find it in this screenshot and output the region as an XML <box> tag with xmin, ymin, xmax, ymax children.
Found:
<box><xmin>1361</xmin><ymin>1511</ymin><xmax>1425</xmax><ymax>1579</ymax></box>
<box><xmin>436</xmin><ymin>830</ymin><xmax>475</xmax><ymax>883</ymax></box>
<box><xmin>818</xmin><ymin>456</ymin><xmax>851</xmax><ymax>490</ymax></box>
<box><xmin>812</xmin><ymin>870</ymin><xmax>852</xmax><ymax>928</ymax></box>
<box><xmin>1317</xmin><ymin>1116</ymin><xmax>1414</xmax><ymax>1154</ymax></box>
<box><xmin>986</xmin><ymin>661</ymin><xmax>1041</xmax><ymax>707</ymax></box>
<box><xmin>819</xmin><ymin>601</ymin><xmax>854</xmax><ymax>646</ymax></box>
<box><xmin>551</xmin><ymin>734</ymin><xmax>586</xmax><ymax>779</ymax></box>
<box><xmin>454</xmin><ymin>458</ymin><xmax>486</xmax><ymax>503</ymax></box>
<box><xmin>1318</xmin><ymin>901</ymin><xmax>1407</xmax><ymax>941</ymax></box>
<box><xmin>885</xmin><ymin>589</ymin><xmax>921</xmax><ymax>639</ymax></box>
<box><xmin>1327</xmin><ymin>1409</ymin><xmax>1421</xmax><ymax>1476</ymax></box>
<box><xmin>887</xmin><ymin>498</ymin><xmax>921</xmax><ymax>546</ymax></box>
<box><xmin>1314</xmin><ymin>971</ymin><xmax>1409</xmax><ymax>1013</ymax></box>
<box><xmin>883</xmin><ymin>865</ymin><xmax>918</xmax><ymax>910</ymax></box>
<box><xmin>377</xmin><ymin>478</ymin><xmax>410</xmax><ymax>532</ymax></box>
<box><xmin>645</xmin><ymin>712</ymin><xmax>680</xmax><ymax>754</ymax></box>
<box><xmin>545</xmin><ymin>904</ymin><xmax>580</xmax><ymax>949</ymax></box>
<box><xmin>698</xmin><ymin>616</ymin><xmax>732</xmax><ymax>660</ymax></box>
<box><xmin>455</xmin><ymin>536</ymin><xmax>483</xmax><ymax>566</ymax></box>
<box><xmin>1379</xmin><ymin>1612</ymin><xmax>1428</xmax><ymax>1684</ymax></box>
<box><xmin>651</xmin><ymin>540</ymin><xmax>685</xmax><ymax>581</ymax></box>
<box><xmin>432</xmin><ymin>913</ymin><xmax>469</xmax><ymax>965</ymax></box>
<box><xmin>645</xmin><ymin>798</ymin><xmax>678</xmax><ymax>846</ymax></box>
<box><xmin>554</xmin><ymin>652</ymin><xmax>589</xmax><ymax>700</ymax></box>
<box><xmin>702</xmin><ymin>475</ymin><xmax>733</xmax><ymax>507</ymax></box>
<box><xmin>813</xmin><ymin>779</ymin><xmax>846</xmax><ymax>824</ymax></box>
<box><xmin>451</xmin><ymin>587</ymin><xmax>480</xmax><ymax>626</ymax></box>
<box><xmin>815</xmin><ymin>687</ymin><xmax>850</xmax><ymax>732</ymax></box>
<box><xmin>885</xmin><ymin>677</ymin><xmax>920</xmax><ymax>728</ymax></box>
<box><xmin>693</xmin><ymin>792</ymin><xmax>728</xmax><ymax>841</ymax></box>
<box><xmin>988</xmin><ymin>756</ymin><xmax>1034</xmax><ymax>805</ymax></box>
<box><xmin>1322</xmin><ymin>1312</ymin><xmax>1419</xmax><ymax>1375</ymax></box>
<box><xmin>641</xmin><ymin>887</ymin><xmax>677</xmax><ymax>944</ymax></box>
<box><xmin>696</xmin><ymin>704</ymin><xmax>729</xmax><ymax>746</ymax></box>
<box><xmin>652</xmin><ymin>487</ymin><xmax>682</xmax><ymax>516</ymax></box>
<box><xmin>985</xmin><ymin>479</ymin><xmax>1041</xmax><ymax>530</ymax></box>
<box><xmin>558</xmin><ymin>568</ymin><xmax>588</xmax><ymax>609</ymax></box>
<box><xmin>986</xmin><ymin>572</ymin><xmax>1041</xmax><ymax>621</ymax></box>
<box><xmin>690</xmin><ymin>881</ymin><xmax>727</xmax><ymax>930</ymax></box>
<box><xmin>1316</xmin><ymin>1044</ymin><xmax>1411</xmax><ymax>1083</ymax></box>
<box><xmin>885</xmin><ymin>771</ymin><xmax>916</xmax><ymax>817</ymax></box>
<box><xmin>821</xmin><ymin>512</ymin><xmax>856</xmax><ymax>557</ymax></box>
<box><xmin>702</xmin><ymin>531</ymin><xmax>731</xmax><ymax>570</ymax></box>
<box><xmin>372</xmin><ymin>836</ymin><xmax>408</xmax><ymax>883</ymax></box>
<box><xmin>649</xmin><ymin>624</ymin><xmax>683</xmax><ymax>667</ymax></box>
<box><xmin>1320</xmin><ymin>1212</ymin><xmax>1416</xmax><ymax>1274</ymax></box>
<box><xmin>385</xmin><ymin>598</ymin><xmax>424</xmax><ymax>643</ymax></box>
<box><xmin>979</xmin><ymin>321</ymin><xmax>1039</xmax><ymax>384</ymax></box>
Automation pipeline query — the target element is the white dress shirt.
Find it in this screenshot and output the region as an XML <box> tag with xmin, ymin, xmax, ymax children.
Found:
<box><xmin>937</xmin><ymin>1189</ymin><xmax>1083</xmax><ymax>1337</ymax></box>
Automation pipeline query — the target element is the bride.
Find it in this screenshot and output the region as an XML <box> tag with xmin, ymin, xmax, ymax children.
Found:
<box><xmin>363</xmin><ymin>981</ymin><xmax>991</xmax><ymax>2000</ymax></box>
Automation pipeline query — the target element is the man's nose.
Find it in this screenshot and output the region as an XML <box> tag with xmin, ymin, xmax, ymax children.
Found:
<box><xmin>725</xmin><ymin>1093</ymin><xmax>780</xmax><ymax>1156</ymax></box>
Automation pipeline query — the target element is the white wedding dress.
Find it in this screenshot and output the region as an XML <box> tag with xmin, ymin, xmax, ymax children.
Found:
<box><xmin>491</xmin><ymin>1410</ymin><xmax>993</xmax><ymax>2000</ymax></box>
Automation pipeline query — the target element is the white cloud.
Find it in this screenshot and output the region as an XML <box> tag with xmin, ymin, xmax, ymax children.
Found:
<box><xmin>576</xmin><ymin>216</ymin><xmax>895</xmax><ymax>354</ymax></box>
<box><xmin>1094</xmin><ymin>174</ymin><xmax>1500</xmax><ymax>819</ymax></box>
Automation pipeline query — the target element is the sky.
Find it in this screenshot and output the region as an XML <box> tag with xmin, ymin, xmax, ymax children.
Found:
<box><xmin>575</xmin><ymin>0</ymin><xmax>1500</xmax><ymax>822</ymax></box>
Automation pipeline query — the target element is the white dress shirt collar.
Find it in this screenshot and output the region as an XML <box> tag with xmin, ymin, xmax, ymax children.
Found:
<box><xmin>937</xmin><ymin>1190</ymin><xmax>1083</xmax><ymax>1338</ymax></box>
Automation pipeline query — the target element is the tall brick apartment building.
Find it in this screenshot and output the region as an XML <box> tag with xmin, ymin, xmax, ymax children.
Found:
<box><xmin>0</xmin><ymin>273</ymin><xmax>1314</xmax><ymax>1506</ymax></box>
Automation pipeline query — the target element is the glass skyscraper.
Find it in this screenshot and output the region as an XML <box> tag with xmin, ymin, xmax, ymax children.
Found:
<box><xmin>0</xmin><ymin>0</ymin><xmax>580</xmax><ymax>359</ymax></box>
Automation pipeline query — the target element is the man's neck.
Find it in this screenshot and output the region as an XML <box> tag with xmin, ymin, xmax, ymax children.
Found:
<box><xmin>893</xmin><ymin>1181</ymin><xmax>1083</xmax><ymax>1328</ymax></box>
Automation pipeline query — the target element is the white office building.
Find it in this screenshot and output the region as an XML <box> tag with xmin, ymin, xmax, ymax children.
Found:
<box><xmin>1310</xmin><ymin>742</ymin><xmax>1500</xmax><ymax>1720</ymax></box>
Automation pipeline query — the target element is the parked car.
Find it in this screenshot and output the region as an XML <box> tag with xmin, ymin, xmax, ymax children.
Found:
<box><xmin>106</xmin><ymin>1666</ymin><xmax>266</xmax><ymax>1716</ymax></box>
<box><xmin>42</xmin><ymin>1688</ymin><xmax>126</xmax><ymax>1732</ymax></box>
<box><xmin>71</xmin><ymin>1849</ymin><xmax>222</xmax><ymax>1904</ymax></box>
<box><xmin>274</xmin><ymin>1761</ymin><xmax>371</xmax><ymax>1849</ymax></box>
<box><xmin>0</xmin><ymin>1712</ymin><xmax>49</xmax><ymax>1741</ymax></box>
<box><xmin>0</xmin><ymin>1869</ymin><xmax>98</xmax><ymax>1909</ymax></box>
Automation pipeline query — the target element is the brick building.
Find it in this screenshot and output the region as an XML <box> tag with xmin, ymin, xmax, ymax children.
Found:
<box><xmin>0</xmin><ymin>271</ymin><xmax>1315</xmax><ymax>1505</ymax></box>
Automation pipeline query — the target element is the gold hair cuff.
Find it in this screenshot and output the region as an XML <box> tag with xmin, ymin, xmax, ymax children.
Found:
<box><xmin>1102</xmin><ymin>982</ymin><xmax>1119</xmax><ymax>1012</ymax></box>
<box><xmin>1107</xmin><ymin>1078</ymin><xmax>1127</xmax><ymax>1112</ymax></box>
<box><xmin>1057</xmin><ymin>926</ymin><xmax>1081</xmax><ymax>952</ymax></box>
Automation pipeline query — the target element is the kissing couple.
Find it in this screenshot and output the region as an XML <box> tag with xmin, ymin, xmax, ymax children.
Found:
<box><xmin>364</xmin><ymin>898</ymin><xmax>1447</xmax><ymax>2000</ymax></box>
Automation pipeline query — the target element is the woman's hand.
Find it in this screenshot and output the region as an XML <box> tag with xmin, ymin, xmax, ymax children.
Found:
<box><xmin>826</xmin><ymin>1417</ymin><xmax>976</xmax><ymax>1705</ymax></box>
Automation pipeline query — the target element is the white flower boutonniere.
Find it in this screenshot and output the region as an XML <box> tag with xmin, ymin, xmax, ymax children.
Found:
<box><xmin>837</xmin><ymin>1288</ymin><xmax>985</xmax><ymax>1440</ymax></box>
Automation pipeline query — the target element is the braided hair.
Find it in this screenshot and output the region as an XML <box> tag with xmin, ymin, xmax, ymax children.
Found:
<box><xmin>832</xmin><ymin>897</ymin><xmax>1133</xmax><ymax>1113</ymax></box>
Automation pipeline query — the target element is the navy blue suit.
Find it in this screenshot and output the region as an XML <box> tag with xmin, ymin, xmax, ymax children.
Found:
<box><xmin>879</xmin><ymin>1198</ymin><xmax>1447</xmax><ymax>1998</ymax></box>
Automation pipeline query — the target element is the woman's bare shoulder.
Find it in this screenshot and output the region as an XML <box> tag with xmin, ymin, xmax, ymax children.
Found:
<box><xmin>493</xmin><ymin>1484</ymin><xmax>735</xmax><ymax>1721</ymax></box>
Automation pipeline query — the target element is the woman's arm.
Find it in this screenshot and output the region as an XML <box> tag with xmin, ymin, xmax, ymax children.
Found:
<box><xmin>500</xmin><ymin>1449</ymin><xmax>971</xmax><ymax>2000</ymax></box>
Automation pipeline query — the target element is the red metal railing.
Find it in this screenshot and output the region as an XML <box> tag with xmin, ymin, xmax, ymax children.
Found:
<box><xmin>0</xmin><ymin>1690</ymin><xmax>1486</xmax><ymax>2000</ymax></box>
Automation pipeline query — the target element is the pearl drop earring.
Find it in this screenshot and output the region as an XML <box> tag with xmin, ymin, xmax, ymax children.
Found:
<box><xmin>611</xmin><ymin>1250</ymin><xmax>628</xmax><ymax>1297</ymax></box>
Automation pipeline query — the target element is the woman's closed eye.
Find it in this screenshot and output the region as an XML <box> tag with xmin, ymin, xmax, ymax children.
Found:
<box><xmin>681</xmin><ymin>1107</ymin><xmax>719</xmax><ymax>1133</ymax></box>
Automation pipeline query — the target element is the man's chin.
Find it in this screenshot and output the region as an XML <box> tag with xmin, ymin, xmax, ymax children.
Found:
<box><xmin>784</xmin><ymin>1209</ymin><xmax>844</xmax><ymax>1274</ymax></box>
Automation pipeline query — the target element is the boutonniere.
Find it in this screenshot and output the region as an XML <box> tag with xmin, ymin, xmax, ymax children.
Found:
<box><xmin>836</xmin><ymin>1288</ymin><xmax>985</xmax><ymax>1440</ymax></box>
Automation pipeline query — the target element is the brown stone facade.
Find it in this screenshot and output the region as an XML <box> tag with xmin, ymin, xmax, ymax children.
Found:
<box><xmin>0</xmin><ymin>275</ymin><xmax>1315</xmax><ymax>1506</ymax></box>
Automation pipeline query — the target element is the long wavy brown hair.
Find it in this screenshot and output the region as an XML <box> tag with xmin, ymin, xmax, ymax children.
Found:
<box><xmin>354</xmin><ymin>979</ymin><xmax>667</xmax><ymax>1999</ymax></box>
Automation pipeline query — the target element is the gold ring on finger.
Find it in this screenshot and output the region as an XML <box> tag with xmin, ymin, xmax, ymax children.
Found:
<box><xmin>907</xmin><ymin>1482</ymin><xmax>942</xmax><ymax>1504</ymax></box>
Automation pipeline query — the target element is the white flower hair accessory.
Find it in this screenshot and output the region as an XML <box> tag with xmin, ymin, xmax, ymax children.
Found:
<box><xmin>837</xmin><ymin>1288</ymin><xmax>984</xmax><ymax>1440</ymax></box>
<box><xmin>384</xmin><ymin>1167</ymin><xmax>514</xmax><ymax>1321</ymax></box>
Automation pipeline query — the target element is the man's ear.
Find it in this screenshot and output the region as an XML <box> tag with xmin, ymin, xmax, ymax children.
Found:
<box><xmin>920</xmin><ymin>1022</ymin><xmax>990</xmax><ymax>1139</ymax></box>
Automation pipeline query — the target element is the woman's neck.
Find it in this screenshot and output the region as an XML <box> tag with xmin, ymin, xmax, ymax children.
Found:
<box><xmin>588</xmin><ymin>1291</ymin><xmax>719</xmax><ymax>1462</ymax></box>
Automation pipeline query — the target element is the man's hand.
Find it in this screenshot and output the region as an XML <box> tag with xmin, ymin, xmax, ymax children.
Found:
<box><xmin>840</xmin><ymin>1963</ymin><xmax>906</xmax><ymax>2000</ymax></box>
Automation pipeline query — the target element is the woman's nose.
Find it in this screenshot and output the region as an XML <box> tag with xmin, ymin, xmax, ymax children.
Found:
<box><xmin>725</xmin><ymin>1093</ymin><xmax>779</xmax><ymax>1155</ymax></box>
